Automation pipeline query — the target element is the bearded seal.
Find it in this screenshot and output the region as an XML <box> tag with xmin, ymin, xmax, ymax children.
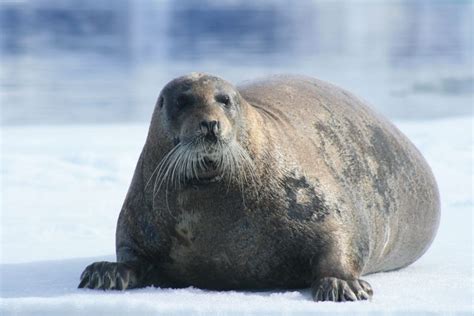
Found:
<box><xmin>78</xmin><ymin>73</ymin><xmax>440</xmax><ymax>302</ymax></box>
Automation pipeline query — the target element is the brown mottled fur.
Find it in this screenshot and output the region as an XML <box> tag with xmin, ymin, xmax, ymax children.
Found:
<box><xmin>79</xmin><ymin>74</ymin><xmax>440</xmax><ymax>302</ymax></box>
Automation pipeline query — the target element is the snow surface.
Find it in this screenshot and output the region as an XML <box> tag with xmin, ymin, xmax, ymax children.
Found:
<box><xmin>0</xmin><ymin>117</ymin><xmax>473</xmax><ymax>315</ymax></box>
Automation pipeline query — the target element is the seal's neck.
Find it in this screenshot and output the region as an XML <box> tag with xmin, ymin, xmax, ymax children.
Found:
<box><xmin>240</xmin><ymin>101</ymin><xmax>272</xmax><ymax>159</ymax></box>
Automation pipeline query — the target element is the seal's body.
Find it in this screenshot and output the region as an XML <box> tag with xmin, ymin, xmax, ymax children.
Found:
<box><xmin>79</xmin><ymin>74</ymin><xmax>440</xmax><ymax>302</ymax></box>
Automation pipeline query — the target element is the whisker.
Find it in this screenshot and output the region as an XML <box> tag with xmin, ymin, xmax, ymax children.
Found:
<box><xmin>150</xmin><ymin>136</ymin><xmax>258</xmax><ymax>213</ymax></box>
<box><xmin>145</xmin><ymin>144</ymin><xmax>180</xmax><ymax>191</ymax></box>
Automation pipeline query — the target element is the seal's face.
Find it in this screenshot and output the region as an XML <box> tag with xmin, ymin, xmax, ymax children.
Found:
<box><xmin>159</xmin><ymin>73</ymin><xmax>240</xmax><ymax>145</ymax></box>
<box><xmin>153</xmin><ymin>73</ymin><xmax>254</xmax><ymax>187</ymax></box>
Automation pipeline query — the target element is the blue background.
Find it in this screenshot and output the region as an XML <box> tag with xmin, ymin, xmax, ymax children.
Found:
<box><xmin>1</xmin><ymin>0</ymin><xmax>472</xmax><ymax>125</ymax></box>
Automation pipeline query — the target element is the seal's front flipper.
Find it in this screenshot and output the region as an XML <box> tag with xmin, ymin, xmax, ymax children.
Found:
<box><xmin>78</xmin><ymin>261</ymin><xmax>149</xmax><ymax>290</ymax></box>
<box><xmin>311</xmin><ymin>277</ymin><xmax>373</xmax><ymax>302</ymax></box>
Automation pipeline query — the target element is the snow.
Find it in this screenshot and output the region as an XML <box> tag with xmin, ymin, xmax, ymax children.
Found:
<box><xmin>0</xmin><ymin>117</ymin><xmax>473</xmax><ymax>315</ymax></box>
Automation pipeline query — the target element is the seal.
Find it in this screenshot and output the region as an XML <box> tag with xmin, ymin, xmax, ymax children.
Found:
<box><xmin>78</xmin><ymin>73</ymin><xmax>440</xmax><ymax>302</ymax></box>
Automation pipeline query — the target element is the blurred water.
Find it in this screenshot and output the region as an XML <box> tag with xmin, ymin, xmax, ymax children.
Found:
<box><xmin>0</xmin><ymin>0</ymin><xmax>472</xmax><ymax>125</ymax></box>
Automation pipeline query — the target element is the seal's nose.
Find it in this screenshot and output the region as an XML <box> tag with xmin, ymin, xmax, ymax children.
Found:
<box><xmin>200</xmin><ymin>120</ymin><xmax>220</xmax><ymax>138</ymax></box>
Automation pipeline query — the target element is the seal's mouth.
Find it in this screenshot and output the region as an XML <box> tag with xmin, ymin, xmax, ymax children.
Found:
<box><xmin>203</xmin><ymin>156</ymin><xmax>216</xmax><ymax>168</ymax></box>
<box><xmin>190</xmin><ymin>156</ymin><xmax>223</xmax><ymax>184</ymax></box>
<box><xmin>189</xmin><ymin>173</ymin><xmax>223</xmax><ymax>185</ymax></box>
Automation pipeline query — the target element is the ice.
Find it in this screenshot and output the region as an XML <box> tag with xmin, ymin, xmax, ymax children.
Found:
<box><xmin>0</xmin><ymin>117</ymin><xmax>472</xmax><ymax>314</ymax></box>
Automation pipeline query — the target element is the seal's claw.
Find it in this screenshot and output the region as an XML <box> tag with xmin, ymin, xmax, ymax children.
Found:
<box><xmin>78</xmin><ymin>261</ymin><xmax>137</xmax><ymax>290</ymax></box>
<box><xmin>102</xmin><ymin>271</ymin><xmax>112</xmax><ymax>289</ymax></box>
<box><xmin>311</xmin><ymin>277</ymin><xmax>373</xmax><ymax>302</ymax></box>
<box><xmin>358</xmin><ymin>279</ymin><xmax>374</xmax><ymax>296</ymax></box>
<box><xmin>77</xmin><ymin>270</ymin><xmax>90</xmax><ymax>289</ymax></box>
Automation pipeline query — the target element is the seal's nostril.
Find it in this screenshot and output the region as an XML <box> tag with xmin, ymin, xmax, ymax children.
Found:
<box><xmin>200</xmin><ymin>121</ymin><xmax>210</xmax><ymax>134</ymax></box>
<box><xmin>200</xmin><ymin>120</ymin><xmax>220</xmax><ymax>136</ymax></box>
<box><xmin>209</xmin><ymin>120</ymin><xmax>219</xmax><ymax>134</ymax></box>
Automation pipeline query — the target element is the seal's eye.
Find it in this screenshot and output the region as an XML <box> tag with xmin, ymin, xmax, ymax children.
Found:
<box><xmin>176</xmin><ymin>94</ymin><xmax>193</xmax><ymax>109</ymax></box>
<box><xmin>215</xmin><ymin>94</ymin><xmax>231</xmax><ymax>107</ymax></box>
<box><xmin>158</xmin><ymin>96</ymin><xmax>164</xmax><ymax>109</ymax></box>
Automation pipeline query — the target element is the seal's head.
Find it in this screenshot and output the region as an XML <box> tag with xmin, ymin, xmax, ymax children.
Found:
<box><xmin>158</xmin><ymin>73</ymin><xmax>242</xmax><ymax>145</ymax></box>
<box><xmin>151</xmin><ymin>73</ymin><xmax>254</xmax><ymax>187</ymax></box>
